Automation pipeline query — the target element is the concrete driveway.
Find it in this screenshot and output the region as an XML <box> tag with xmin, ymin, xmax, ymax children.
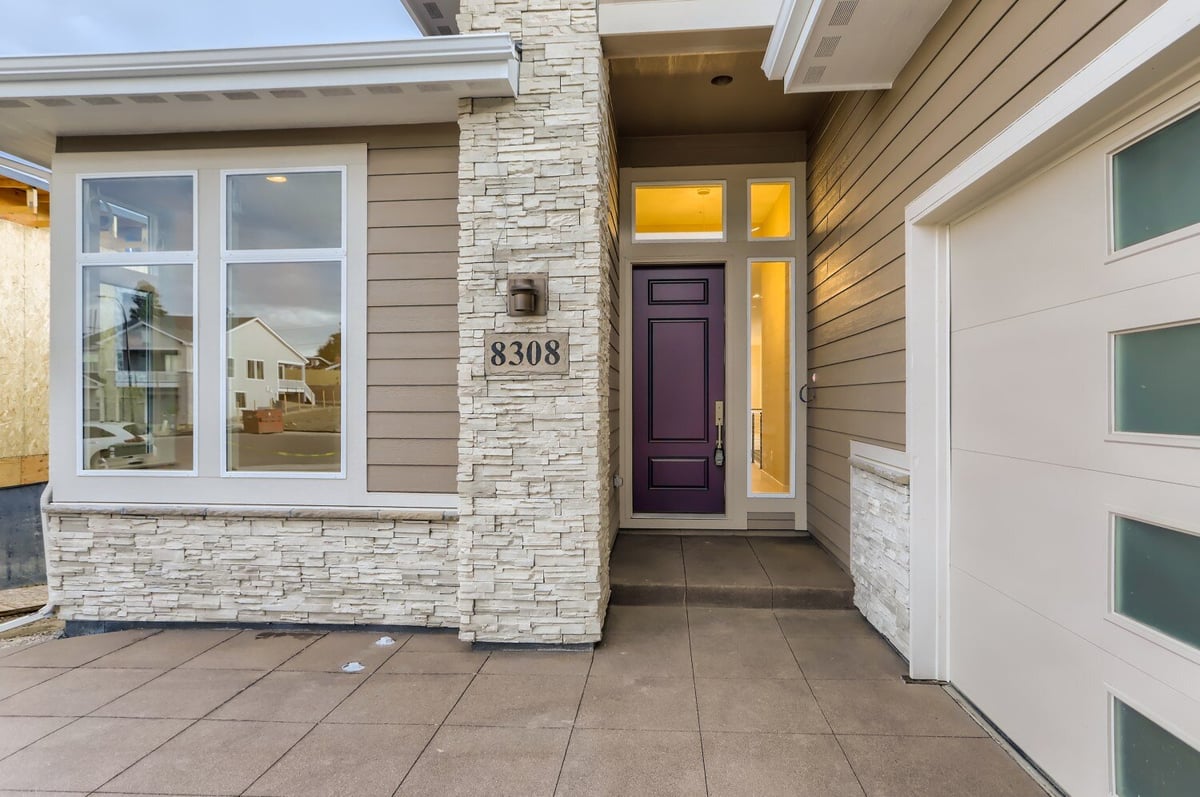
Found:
<box><xmin>0</xmin><ymin>606</ymin><xmax>1047</xmax><ymax>796</ymax></box>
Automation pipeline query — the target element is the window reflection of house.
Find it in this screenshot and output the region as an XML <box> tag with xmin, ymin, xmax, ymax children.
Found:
<box><xmin>226</xmin><ymin>317</ymin><xmax>314</xmax><ymax>417</ymax></box>
<box><xmin>83</xmin><ymin>316</ymin><xmax>194</xmax><ymax>431</ymax></box>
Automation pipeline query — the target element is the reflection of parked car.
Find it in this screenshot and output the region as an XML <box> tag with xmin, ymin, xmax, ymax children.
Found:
<box><xmin>83</xmin><ymin>422</ymin><xmax>154</xmax><ymax>469</ymax></box>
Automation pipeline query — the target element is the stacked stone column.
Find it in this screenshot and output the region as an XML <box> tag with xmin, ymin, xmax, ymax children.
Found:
<box><xmin>456</xmin><ymin>1</ymin><xmax>618</xmax><ymax>643</ymax></box>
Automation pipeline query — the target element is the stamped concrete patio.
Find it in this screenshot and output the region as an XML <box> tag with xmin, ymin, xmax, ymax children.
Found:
<box><xmin>0</xmin><ymin>606</ymin><xmax>1046</xmax><ymax>797</ymax></box>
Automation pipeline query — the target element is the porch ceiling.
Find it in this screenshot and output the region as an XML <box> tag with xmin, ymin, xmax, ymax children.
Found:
<box><xmin>0</xmin><ymin>34</ymin><xmax>518</xmax><ymax>166</ymax></box>
<box><xmin>610</xmin><ymin>51</ymin><xmax>824</xmax><ymax>138</ymax></box>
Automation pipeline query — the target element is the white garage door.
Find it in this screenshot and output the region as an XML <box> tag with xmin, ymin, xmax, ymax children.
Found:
<box><xmin>948</xmin><ymin>77</ymin><xmax>1200</xmax><ymax>795</ymax></box>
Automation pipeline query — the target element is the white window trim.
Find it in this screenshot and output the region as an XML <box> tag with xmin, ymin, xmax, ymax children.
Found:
<box><xmin>631</xmin><ymin>180</ymin><xmax>729</xmax><ymax>244</ymax></box>
<box><xmin>746</xmin><ymin>178</ymin><xmax>797</xmax><ymax>242</ymax></box>
<box><xmin>745</xmin><ymin>257</ymin><xmax>797</xmax><ymax>499</ymax></box>
<box><xmin>905</xmin><ymin>1</ymin><xmax>1200</xmax><ymax>682</ymax></box>
<box><xmin>75</xmin><ymin>169</ymin><xmax>199</xmax><ymax>478</ymax></box>
<box><xmin>51</xmin><ymin>143</ymin><xmax>451</xmax><ymax>509</ymax></box>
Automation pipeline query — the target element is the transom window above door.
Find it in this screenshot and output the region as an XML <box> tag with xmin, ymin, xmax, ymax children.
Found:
<box><xmin>633</xmin><ymin>182</ymin><xmax>726</xmax><ymax>242</ymax></box>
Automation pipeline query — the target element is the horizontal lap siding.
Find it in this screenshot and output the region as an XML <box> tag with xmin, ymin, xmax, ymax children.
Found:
<box><xmin>366</xmin><ymin>129</ymin><xmax>460</xmax><ymax>494</ymax></box>
<box><xmin>804</xmin><ymin>0</ymin><xmax>1165</xmax><ymax>564</ymax></box>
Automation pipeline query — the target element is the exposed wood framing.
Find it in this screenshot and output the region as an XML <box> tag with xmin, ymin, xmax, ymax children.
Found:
<box><xmin>0</xmin><ymin>177</ymin><xmax>49</xmax><ymax>228</ymax></box>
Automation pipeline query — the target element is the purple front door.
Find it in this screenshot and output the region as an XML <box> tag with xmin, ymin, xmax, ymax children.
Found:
<box><xmin>632</xmin><ymin>265</ymin><xmax>725</xmax><ymax>514</ymax></box>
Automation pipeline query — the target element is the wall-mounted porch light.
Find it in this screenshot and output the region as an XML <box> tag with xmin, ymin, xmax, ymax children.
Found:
<box><xmin>506</xmin><ymin>274</ymin><xmax>547</xmax><ymax>316</ymax></box>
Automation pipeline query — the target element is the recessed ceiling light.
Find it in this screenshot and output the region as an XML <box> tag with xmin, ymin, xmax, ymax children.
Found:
<box><xmin>711</xmin><ymin>75</ymin><xmax>734</xmax><ymax>86</ymax></box>
<box><xmin>697</xmin><ymin>188</ymin><xmax>711</xmax><ymax>196</ymax></box>
<box><xmin>265</xmin><ymin>175</ymin><xmax>288</xmax><ymax>184</ymax></box>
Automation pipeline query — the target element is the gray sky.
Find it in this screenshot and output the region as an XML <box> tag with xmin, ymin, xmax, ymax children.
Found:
<box><xmin>0</xmin><ymin>0</ymin><xmax>421</xmax><ymax>56</ymax></box>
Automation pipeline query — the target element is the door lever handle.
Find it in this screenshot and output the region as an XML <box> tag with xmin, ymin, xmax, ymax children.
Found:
<box><xmin>799</xmin><ymin>384</ymin><xmax>811</xmax><ymax>404</ymax></box>
<box><xmin>714</xmin><ymin>400</ymin><xmax>725</xmax><ymax>467</ymax></box>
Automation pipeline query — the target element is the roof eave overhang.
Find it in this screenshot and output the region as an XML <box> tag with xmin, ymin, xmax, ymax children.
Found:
<box><xmin>0</xmin><ymin>34</ymin><xmax>517</xmax><ymax>95</ymax></box>
<box><xmin>763</xmin><ymin>0</ymin><xmax>950</xmax><ymax>94</ymax></box>
<box><xmin>0</xmin><ymin>34</ymin><xmax>518</xmax><ymax>165</ymax></box>
<box><xmin>0</xmin><ymin>151</ymin><xmax>50</xmax><ymax>190</ymax></box>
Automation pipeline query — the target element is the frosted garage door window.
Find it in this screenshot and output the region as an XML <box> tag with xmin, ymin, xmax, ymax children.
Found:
<box><xmin>1115</xmin><ymin>516</ymin><xmax>1200</xmax><ymax>651</ymax></box>
<box><xmin>1113</xmin><ymin>322</ymin><xmax>1200</xmax><ymax>436</ymax></box>
<box><xmin>1114</xmin><ymin>699</ymin><xmax>1200</xmax><ymax>796</ymax></box>
<box><xmin>1113</xmin><ymin>107</ymin><xmax>1200</xmax><ymax>249</ymax></box>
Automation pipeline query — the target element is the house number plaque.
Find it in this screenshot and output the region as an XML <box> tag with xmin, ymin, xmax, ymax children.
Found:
<box><xmin>484</xmin><ymin>332</ymin><xmax>569</xmax><ymax>376</ymax></box>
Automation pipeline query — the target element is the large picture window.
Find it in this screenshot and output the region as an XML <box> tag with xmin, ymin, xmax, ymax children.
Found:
<box><xmin>75</xmin><ymin>159</ymin><xmax>349</xmax><ymax>487</ymax></box>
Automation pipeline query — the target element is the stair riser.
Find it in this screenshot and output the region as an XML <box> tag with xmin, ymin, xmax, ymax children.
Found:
<box><xmin>611</xmin><ymin>584</ymin><xmax>853</xmax><ymax>610</ymax></box>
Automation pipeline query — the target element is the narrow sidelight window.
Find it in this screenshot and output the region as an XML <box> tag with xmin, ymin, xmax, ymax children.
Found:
<box><xmin>749</xmin><ymin>260</ymin><xmax>793</xmax><ymax>495</ymax></box>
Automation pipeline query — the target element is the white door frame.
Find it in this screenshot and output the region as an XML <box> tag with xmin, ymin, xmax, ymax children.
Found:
<box><xmin>617</xmin><ymin>163</ymin><xmax>808</xmax><ymax>531</ymax></box>
<box><xmin>904</xmin><ymin>0</ymin><xmax>1200</xmax><ymax>681</ymax></box>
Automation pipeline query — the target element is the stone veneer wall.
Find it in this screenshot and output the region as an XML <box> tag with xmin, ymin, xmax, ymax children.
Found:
<box><xmin>455</xmin><ymin>0</ymin><xmax>618</xmax><ymax>643</ymax></box>
<box><xmin>46</xmin><ymin>505</ymin><xmax>459</xmax><ymax>627</ymax></box>
<box><xmin>849</xmin><ymin>445</ymin><xmax>911</xmax><ymax>658</ymax></box>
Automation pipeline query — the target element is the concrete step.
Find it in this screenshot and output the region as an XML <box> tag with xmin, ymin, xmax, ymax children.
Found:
<box><xmin>609</xmin><ymin>534</ymin><xmax>855</xmax><ymax>610</ymax></box>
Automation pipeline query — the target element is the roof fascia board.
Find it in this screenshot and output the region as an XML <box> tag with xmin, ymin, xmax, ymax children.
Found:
<box><xmin>801</xmin><ymin>80</ymin><xmax>892</xmax><ymax>92</ymax></box>
<box><xmin>0</xmin><ymin>60</ymin><xmax>516</xmax><ymax>99</ymax></box>
<box><xmin>0</xmin><ymin>151</ymin><xmax>50</xmax><ymax>189</ymax></box>
<box><xmin>601</xmin><ymin>0</ymin><xmax>780</xmax><ymax>37</ymax></box>
<box><xmin>762</xmin><ymin>0</ymin><xmax>819</xmax><ymax>80</ymax></box>
<box><xmin>0</xmin><ymin>34</ymin><xmax>517</xmax><ymax>96</ymax></box>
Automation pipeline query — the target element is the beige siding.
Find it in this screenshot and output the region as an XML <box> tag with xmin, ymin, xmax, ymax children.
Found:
<box><xmin>365</xmin><ymin>127</ymin><xmax>460</xmax><ymax>494</ymax></box>
<box><xmin>804</xmin><ymin>0</ymin><xmax>1167</xmax><ymax>564</ymax></box>
<box><xmin>59</xmin><ymin>124</ymin><xmax>461</xmax><ymax>495</ymax></box>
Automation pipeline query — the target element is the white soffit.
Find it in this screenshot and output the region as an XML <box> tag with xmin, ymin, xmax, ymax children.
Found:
<box><xmin>402</xmin><ymin>0</ymin><xmax>460</xmax><ymax>36</ymax></box>
<box><xmin>0</xmin><ymin>34</ymin><xmax>517</xmax><ymax>165</ymax></box>
<box><xmin>763</xmin><ymin>0</ymin><xmax>951</xmax><ymax>93</ymax></box>
<box><xmin>600</xmin><ymin>0</ymin><xmax>783</xmax><ymax>58</ymax></box>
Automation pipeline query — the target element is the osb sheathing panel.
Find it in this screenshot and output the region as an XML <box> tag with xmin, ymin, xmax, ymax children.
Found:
<box><xmin>0</xmin><ymin>218</ymin><xmax>50</xmax><ymax>484</ymax></box>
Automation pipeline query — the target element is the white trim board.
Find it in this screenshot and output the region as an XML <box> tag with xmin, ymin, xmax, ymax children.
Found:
<box><xmin>905</xmin><ymin>0</ymin><xmax>1200</xmax><ymax>681</ymax></box>
<box><xmin>849</xmin><ymin>440</ymin><xmax>908</xmax><ymax>473</ymax></box>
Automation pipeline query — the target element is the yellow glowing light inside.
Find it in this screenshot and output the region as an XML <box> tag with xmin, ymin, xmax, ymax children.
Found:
<box><xmin>749</xmin><ymin>181</ymin><xmax>793</xmax><ymax>239</ymax></box>
<box><xmin>750</xmin><ymin>260</ymin><xmax>793</xmax><ymax>494</ymax></box>
<box><xmin>265</xmin><ymin>175</ymin><xmax>288</xmax><ymax>184</ymax></box>
<box><xmin>634</xmin><ymin>184</ymin><xmax>724</xmax><ymax>240</ymax></box>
